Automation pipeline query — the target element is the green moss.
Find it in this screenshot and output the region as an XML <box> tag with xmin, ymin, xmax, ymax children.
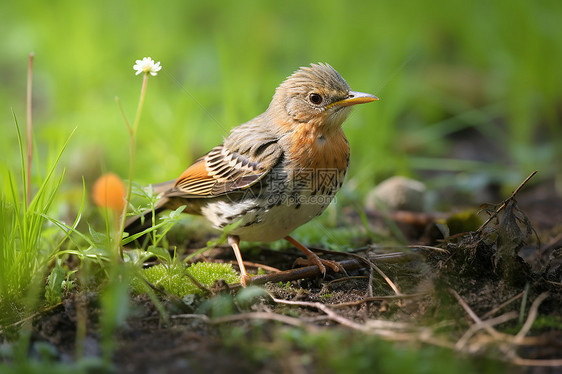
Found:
<box><xmin>131</xmin><ymin>262</ymin><xmax>240</xmax><ymax>297</ymax></box>
<box><xmin>443</xmin><ymin>210</ymin><xmax>483</xmax><ymax>235</ymax></box>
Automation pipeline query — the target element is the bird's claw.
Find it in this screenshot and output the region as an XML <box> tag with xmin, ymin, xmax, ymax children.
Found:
<box><xmin>240</xmin><ymin>274</ymin><xmax>251</xmax><ymax>287</ymax></box>
<box><xmin>293</xmin><ymin>256</ymin><xmax>343</xmax><ymax>276</ymax></box>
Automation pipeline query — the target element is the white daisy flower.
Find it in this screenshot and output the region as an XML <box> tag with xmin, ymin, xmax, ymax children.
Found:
<box><xmin>133</xmin><ymin>57</ymin><xmax>162</xmax><ymax>76</ymax></box>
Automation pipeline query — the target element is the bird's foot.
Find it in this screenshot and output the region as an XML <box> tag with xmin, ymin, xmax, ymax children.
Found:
<box><xmin>240</xmin><ymin>273</ymin><xmax>251</xmax><ymax>287</ymax></box>
<box><xmin>285</xmin><ymin>235</ymin><xmax>343</xmax><ymax>277</ymax></box>
<box><xmin>228</xmin><ymin>234</ymin><xmax>251</xmax><ymax>287</ymax></box>
<box><xmin>293</xmin><ymin>255</ymin><xmax>343</xmax><ymax>276</ymax></box>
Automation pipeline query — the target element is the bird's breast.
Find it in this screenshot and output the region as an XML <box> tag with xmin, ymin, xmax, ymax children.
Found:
<box><xmin>282</xmin><ymin>124</ymin><xmax>350</xmax><ymax>197</ymax></box>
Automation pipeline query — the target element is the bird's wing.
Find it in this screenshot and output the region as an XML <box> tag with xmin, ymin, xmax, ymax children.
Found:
<box><xmin>168</xmin><ymin>139</ymin><xmax>282</xmax><ymax>198</ymax></box>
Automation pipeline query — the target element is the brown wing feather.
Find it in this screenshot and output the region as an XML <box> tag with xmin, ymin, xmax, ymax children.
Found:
<box><xmin>173</xmin><ymin>159</ymin><xmax>216</xmax><ymax>196</ymax></box>
<box><xmin>169</xmin><ymin>139</ymin><xmax>282</xmax><ymax>198</ymax></box>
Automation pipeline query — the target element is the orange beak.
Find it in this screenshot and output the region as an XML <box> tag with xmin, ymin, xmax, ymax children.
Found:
<box><xmin>328</xmin><ymin>91</ymin><xmax>379</xmax><ymax>108</ymax></box>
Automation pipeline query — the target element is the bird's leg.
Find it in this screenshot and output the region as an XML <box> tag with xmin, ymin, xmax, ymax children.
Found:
<box><xmin>228</xmin><ymin>235</ymin><xmax>250</xmax><ymax>287</ymax></box>
<box><xmin>284</xmin><ymin>235</ymin><xmax>343</xmax><ymax>276</ymax></box>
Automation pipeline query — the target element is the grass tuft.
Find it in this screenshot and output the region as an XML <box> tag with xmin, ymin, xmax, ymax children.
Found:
<box><xmin>0</xmin><ymin>116</ymin><xmax>74</xmax><ymax>326</ymax></box>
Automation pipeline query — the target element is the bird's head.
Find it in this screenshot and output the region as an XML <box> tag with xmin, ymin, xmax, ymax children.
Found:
<box><xmin>268</xmin><ymin>63</ymin><xmax>378</xmax><ymax>134</ymax></box>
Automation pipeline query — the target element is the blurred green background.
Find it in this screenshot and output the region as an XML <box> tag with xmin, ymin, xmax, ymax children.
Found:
<box><xmin>2</xmin><ymin>0</ymin><xmax>561</xmax><ymax>202</ymax></box>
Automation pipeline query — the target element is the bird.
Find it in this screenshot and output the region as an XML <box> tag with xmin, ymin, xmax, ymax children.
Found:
<box><xmin>125</xmin><ymin>63</ymin><xmax>378</xmax><ymax>286</ymax></box>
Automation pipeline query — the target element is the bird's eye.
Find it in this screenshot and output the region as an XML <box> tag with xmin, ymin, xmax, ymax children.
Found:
<box><xmin>308</xmin><ymin>93</ymin><xmax>323</xmax><ymax>105</ymax></box>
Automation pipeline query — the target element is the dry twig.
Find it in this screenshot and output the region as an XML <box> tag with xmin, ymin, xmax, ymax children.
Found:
<box><xmin>450</xmin><ymin>288</ymin><xmax>503</xmax><ymax>340</ymax></box>
<box><xmin>455</xmin><ymin>311</ymin><xmax>518</xmax><ymax>350</ymax></box>
<box><xmin>329</xmin><ymin>293</ymin><xmax>427</xmax><ymax>309</ymax></box>
<box><xmin>481</xmin><ymin>291</ymin><xmax>524</xmax><ymax>320</ymax></box>
<box><xmin>247</xmin><ymin>259</ymin><xmax>364</xmax><ymax>285</ymax></box>
<box><xmin>329</xmin><ymin>249</ymin><xmax>402</xmax><ymax>295</ymax></box>
<box><xmin>515</xmin><ymin>292</ymin><xmax>549</xmax><ymax>342</ymax></box>
<box><xmin>0</xmin><ymin>302</ymin><xmax>63</xmax><ymax>333</ymax></box>
<box><xmin>326</xmin><ymin>275</ymin><xmax>369</xmax><ymax>287</ymax></box>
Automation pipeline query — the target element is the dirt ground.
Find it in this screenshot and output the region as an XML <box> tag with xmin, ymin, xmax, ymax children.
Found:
<box><xmin>18</xmin><ymin>175</ymin><xmax>562</xmax><ymax>373</ymax></box>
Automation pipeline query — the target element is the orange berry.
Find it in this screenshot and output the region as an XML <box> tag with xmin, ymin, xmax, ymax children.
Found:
<box><xmin>92</xmin><ymin>173</ymin><xmax>126</xmax><ymax>212</ymax></box>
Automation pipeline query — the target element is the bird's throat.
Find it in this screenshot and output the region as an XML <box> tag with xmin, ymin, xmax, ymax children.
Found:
<box><xmin>283</xmin><ymin>122</ymin><xmax>350</xmax><ymax>172</ymax></box>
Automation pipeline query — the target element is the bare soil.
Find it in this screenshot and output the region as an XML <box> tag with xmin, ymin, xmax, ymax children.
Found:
<box><xmin>17</xmin><ymin>177</ymin><xmax>562</xmax><ymax>374</ymax></box>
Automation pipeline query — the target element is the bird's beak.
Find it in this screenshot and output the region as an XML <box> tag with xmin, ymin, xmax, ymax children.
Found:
<box><xmin>328</xmin><ymin>91</ymin><xmax>379</xmax><ymax>108</ymax></box>
<box><xmin>339</xmin><ymin>91</ymin><xmax>379</xmax><ymax>107</ymax></box>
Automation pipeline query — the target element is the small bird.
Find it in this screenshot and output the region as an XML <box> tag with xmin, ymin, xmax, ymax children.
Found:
<box><xmin>125</xmin><ymin>63</ymin><xmax>377</xmax><ymax>285</ymax></box>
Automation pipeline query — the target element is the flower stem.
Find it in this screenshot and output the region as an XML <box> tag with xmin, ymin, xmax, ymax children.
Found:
<box><xmin>26</xmin><ymin>53</ymin><xmax>34</xmax><ymax>207</ymax></box>
<box><xmin>117</xmin><ymin>72</ymin><xmax>149</xmax><ymax>259</ymax></box>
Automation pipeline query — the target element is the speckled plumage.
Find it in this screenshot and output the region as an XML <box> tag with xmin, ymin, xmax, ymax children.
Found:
<box><xmin>125</xmin><ymin>63</ymin><xmax>377</xmax><ymax>285</ymax></box>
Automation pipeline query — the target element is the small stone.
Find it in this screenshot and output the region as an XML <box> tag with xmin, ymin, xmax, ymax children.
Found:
<box><xmin>366</xmin><ymin>176</ymin><xmax>426</xmax><ymax>212</ymax></box>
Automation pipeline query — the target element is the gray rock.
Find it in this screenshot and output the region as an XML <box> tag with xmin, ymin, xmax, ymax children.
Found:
<box><xmin>366</xmin><ymin>176</ymin><xmax>426</xmax><ymax>212</ymax></box>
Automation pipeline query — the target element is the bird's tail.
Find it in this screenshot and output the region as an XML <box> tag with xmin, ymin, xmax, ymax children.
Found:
<box><xmin>123</xmin><ymin>197</ymin><xmax>170</xmax><ymax>238</ymax></box>
<box><xmin>123</xmin><ymin>180</ymin><xmax>176</xmax><ymax>237</ymax></box>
